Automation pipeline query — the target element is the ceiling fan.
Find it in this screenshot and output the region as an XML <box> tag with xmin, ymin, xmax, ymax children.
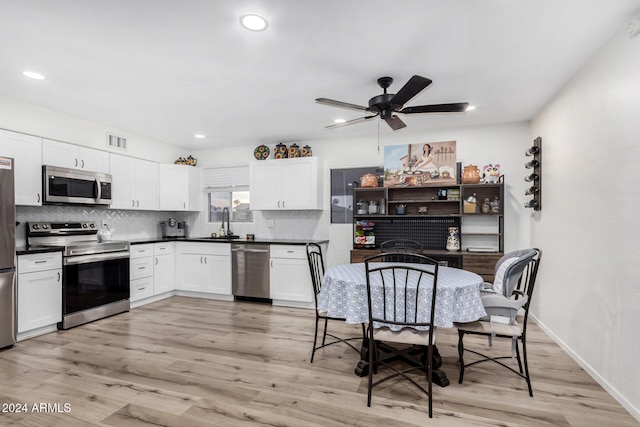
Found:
<box><xmin>316</xmin><ymin>75</ymin><xmax>469</xmax><ymax>131</ymax></box>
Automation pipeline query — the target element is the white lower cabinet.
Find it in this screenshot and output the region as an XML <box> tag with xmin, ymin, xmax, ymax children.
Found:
<box><xmin>17</xmin><ymin>252</ymin><xmax>62</xmax><ymax>336</ymax></box>
<box><xmin>270</xmin><ymin>245</ymin><xmax>314</xmax><ymax>306</ymax></box>
<box><xmin>176</xmin><ymin>243</ymin><xmax>231</xmax><ymax>295</ymax></box>
<box><xmin>130</xmin><ymin>244</ymin><xmax>154</xmax><ymax>302</ymax></box>
<box><xmin>153</xmin><ymin>242</ymin><xmax>175</xmax><ymax>295</ymax></box>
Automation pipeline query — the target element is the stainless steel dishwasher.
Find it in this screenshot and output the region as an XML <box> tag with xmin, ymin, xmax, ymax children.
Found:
<box><xmin>231</xmin><ymin>243</ymin><xmax>270</xmax><ymax>300</ymax></box>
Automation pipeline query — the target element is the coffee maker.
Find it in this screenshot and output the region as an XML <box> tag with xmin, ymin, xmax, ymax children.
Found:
<box><xmin>161</xmin><ymin>218</ymin><xmax>187</xmax><ymax>238</ymax></box>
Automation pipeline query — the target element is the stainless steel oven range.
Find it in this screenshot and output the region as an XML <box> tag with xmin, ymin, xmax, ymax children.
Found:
<box><xmin>26</xmin><ymin>221</ymin><xmax>130</xmax><ymax>329</ymax></box>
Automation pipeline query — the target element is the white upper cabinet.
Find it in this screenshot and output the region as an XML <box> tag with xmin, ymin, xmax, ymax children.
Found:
<box><xmin>109</xmin><ymin>153</ymin><xmax>159</xmax><ymax>210</ymax></box>
<box><xmin>42</xmin><ymin>139</ymin><xmax>110</xmax><ymax>173</ymax></box>
<box><xmin>0</xmin><ymin>129</ymin><xmax>42</xmax><ymax>206</ymax></box>
<box><xmin>158</xmin><ymin>164</ymin><xmax>202</xmax><ymax>211</ymax></box>
<box><xmin>250</xmin><ymin>157</ymin><xmax>322</xmax><ymax>210</ymax></box>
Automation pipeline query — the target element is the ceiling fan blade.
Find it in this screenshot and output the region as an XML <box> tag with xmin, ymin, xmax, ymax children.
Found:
<box><xmin>324</xmin><ymin>114</ymin><xmax>378</xmax><ymax>130</ymax></box>
<box><xmin>384</xmin><ymin>115</ymin><xmax>406</xmax><ymax>130</ymax></box>
<box><xmin>400</xmin><ymin>102</ymin><xmax>469</xmax><ymax>114</ymax></box>
<box><xmin>316</xmin><ymin>98</ymin><xmax>369</xmax><ymax>112</ymax></box>
<box><xmin>390</xmin><ymin>75</ymin><xmax>432</xmax><ymax>107</ymax></box>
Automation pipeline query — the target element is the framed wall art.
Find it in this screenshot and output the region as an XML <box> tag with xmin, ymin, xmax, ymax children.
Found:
<box><xmin>383</xmin><ymin>141</ymin><xmax>457</xmax><ymax>187</ymax></box>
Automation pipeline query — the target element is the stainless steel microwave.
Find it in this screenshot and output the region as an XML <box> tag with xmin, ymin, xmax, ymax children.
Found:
<box><xmin>43</xmin><ymin>165</ymin><xmax>112</xmax><ymax>206</ymax></box>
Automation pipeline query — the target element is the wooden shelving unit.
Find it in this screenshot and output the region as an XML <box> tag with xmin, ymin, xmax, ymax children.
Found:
<box><xmin>351</xmin><ymin>180</ymin><xmax>505</xmax><ymax>281</ymax></box>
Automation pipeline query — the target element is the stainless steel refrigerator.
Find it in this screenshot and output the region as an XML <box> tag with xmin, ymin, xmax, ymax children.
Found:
<box><xmin>0</xmin><ymin>156</ymin><xmax>16</xmax><ymax>348</ymax></box>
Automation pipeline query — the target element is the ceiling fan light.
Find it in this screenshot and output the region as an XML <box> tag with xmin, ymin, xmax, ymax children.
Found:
<box><xmin>465</xmin><ymin>105</ymin><xmax>476</xmax><ymax>111</ymax></box>
<box><xmin>194</xmin><ymin>134</ymin><xmax>206</xmax><ymax>139</ymax></box>
<box><xmin>22</xmin><ymin>70</ymin><xmax>45</xmax><ymax>80</ymax></box>
<box><xmin>240</xmin><ymin>14</ymin><xmax>268</xmax><ymax>31</ymax></box>
<box><xmin>334</xmin><ymin>119</ymin><xmax>346</xmax><ymax>124</ymax></box>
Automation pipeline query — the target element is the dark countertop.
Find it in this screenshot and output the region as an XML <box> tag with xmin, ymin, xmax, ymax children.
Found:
<box><xmin>129</xmin><ymin>237</ymin><xmax>328</xmax><ymax>246</ymax></box>
<box><xmin>16</xmin><ymin>246</ymin><xmax>64</xmax><ymax>256</ymax></box>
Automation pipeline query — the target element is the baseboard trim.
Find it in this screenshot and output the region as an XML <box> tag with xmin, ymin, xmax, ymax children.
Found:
<box><xmin>531</xmin><ymin>314</ymin><xmax>640</xmax><ymax>422</ymax></box>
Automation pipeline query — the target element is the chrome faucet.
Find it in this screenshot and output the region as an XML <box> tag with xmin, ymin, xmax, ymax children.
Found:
<box><xmin>222</xmin><ymin>207</ymin><xmax>233</xmax><ymax>237</ymax></box>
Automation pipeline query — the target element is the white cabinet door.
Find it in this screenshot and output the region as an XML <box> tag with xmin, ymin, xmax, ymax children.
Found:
<box><xmin>135</xmin><ymin>159</ymin><xmax>159</xmax><ymax>210</ymax></box>
<box><xmin>175</xmin><ymin>243</ymin><xmax>230</xmax><ymax>294</ymax></box>
<box><xmin>281</xmin><ymin>158</ymin><xmax>321</xmax><ymax>210</ymax></box>
<box><xmin>159</xmin><ymin>164</ymin><xmax>201</xmax><ymax>211</ymax></box>
<box><xmin>250</xmin><ymin>161</ymin><xmax>282</xmax><ymax>210</ymax></box>
<box><xmin>0</xmin><ymin>130</ymin><xmax>42</xmax><ymax>206</ymax></box>
<box><xmin>154</xmin><ymin>254</ymin><xmax>175</xmax><ymax>295</ymax></box>
<box><xmin>250</xmin><ymin>157</ymin><xmax>321</xmax><ymax>210</ymax></box>
<box><xmin>110</xmin><ymin>154</ymin><xmax>159</xmax><ymax>210</ymax></box>
<box><xmin>204</xmin><ymin>255</ymin><xmax>231</xmax><ymax>295</ymax></box>
<box><xmin>17</xmin><ymin>268</ymin><xmax>62</xmax><ymax>333</ymax></box>
<box><xmin>109</xmin><ymin>153</ymin><xmax>135</xmax><ymax>209</ymax></box>
<box><xmin>270</xmin><ymin>245</ymin><xmax>314</xmax><ymax>304</ymax></box>
<box><xmin>43</xmin><ymin>139</ymin><xmax>109</xmax><ymax>173</ymax></box>
<box><xmin>176</xmin><ymin>253</ymin><xmax>208</xmax><ymax>291</ymax></box>
<box><xmin>78</xmin><ymin>146</ymin><xmax>110</xmax><ymax>173</ymax></box>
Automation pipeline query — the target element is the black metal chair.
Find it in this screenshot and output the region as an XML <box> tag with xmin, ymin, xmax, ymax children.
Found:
<box><xmin>379</xmin><ymin>240</ymin><xmax>425</xmax><ymax>264</ymax></box>
<box><xmin>364</xmin><ymin>252</ymin><xmax>439</xmax><ymax>418</ymax></box>
<box><xmin>306</xmin><ymin>242</ymin><xmax>364</xmax><ymax>363</ymax></box>
<box><xmin>456</xmin><ymin>248</ymin><xmax>542</xmax><ymax>396</ymax></box>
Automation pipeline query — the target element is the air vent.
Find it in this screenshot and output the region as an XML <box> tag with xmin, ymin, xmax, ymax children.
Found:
<box><xmin>107</xmin><ymin>133</ymin><xmax>127</xmax><ymax>150</ymax></box>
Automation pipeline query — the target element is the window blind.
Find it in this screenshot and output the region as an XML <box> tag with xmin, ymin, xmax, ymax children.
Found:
<box><xmin>202</xmin><ymin>165</ymin><xmax>250</xmax><ymax>192</ymax></box>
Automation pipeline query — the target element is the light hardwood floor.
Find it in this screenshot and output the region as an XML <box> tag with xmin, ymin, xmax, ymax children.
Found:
<box><xmin>0</xmin><ymin>296</ymin><xmax>637</xmax><ymax>426</ymax></box>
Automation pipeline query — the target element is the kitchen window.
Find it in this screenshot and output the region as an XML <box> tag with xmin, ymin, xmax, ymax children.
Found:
<box><xmin>203</xmin><ymin>166</ymin><xmax>253</xmax><ymax>223</ymax></box>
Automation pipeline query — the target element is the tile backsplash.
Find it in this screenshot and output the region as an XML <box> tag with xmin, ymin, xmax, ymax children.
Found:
<box><xmin>16</xmin><ymin>205</ymin><xmax>328</xmax><ymax>247</ymax></box>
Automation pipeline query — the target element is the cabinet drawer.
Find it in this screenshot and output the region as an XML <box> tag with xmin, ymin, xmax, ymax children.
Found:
<box><xmin>130</xmin><ymin>244</ymin><xmax>154</xmax><ymax>259</ymax></box>
<box><xmin>177</xmin><ymin>242</ymin><xmax>230</xmax><ymax>256</ymax></box>
<box><xmin>130</xmin><ymin>257</ymin><xmax>153</xmax><ymax>280</ymax></box>
<box><xmin>270</xmin><ymin>245</ymin><xmax>305</xmax><ymax>259</ymax></box>
<box><xmin>18</xmin><ymin>252</ymin><xmax>62</xmax><ymax>274</ymax></box>
<box><xmin>154</xmin><ymin>242</ymin><xmax>174</xmax><ymax>256</ymax></box>
<box><xmin>462</xmin><ymin>253</ymin><xmax>502</xmax><ymax>282</ymax></box>
<box><xmin>131</xmin><ymin>276</ymin><xmax>154</xmax><ymax>302</ymax></box>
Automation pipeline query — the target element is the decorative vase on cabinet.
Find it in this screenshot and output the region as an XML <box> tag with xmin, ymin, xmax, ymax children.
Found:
<box><xmin>446</xmin><ymin>227</ymin><xmax>461</xmax><ymax>252</ymax></box>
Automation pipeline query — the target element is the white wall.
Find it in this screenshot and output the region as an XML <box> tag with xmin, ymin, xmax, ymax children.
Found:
<box><xmin>0</xmin><ymin>94</ymin><xmax>181</xmax><ymax>162</ymax></box>
<box><xmin>194</xmin><ymin>121</ymin><xmax>532</xmax><ymax>267</ymax></box>
<box><xmin>531</xmin><ymin>28</ymin><xmax>640</xmax><ymax>418</ymax></box>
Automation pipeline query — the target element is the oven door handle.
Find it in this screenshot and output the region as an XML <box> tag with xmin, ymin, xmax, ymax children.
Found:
<box><xmin>64</xmin><ymin>252</ymin><xmax>129</xmax><ymax>265</ymax></box>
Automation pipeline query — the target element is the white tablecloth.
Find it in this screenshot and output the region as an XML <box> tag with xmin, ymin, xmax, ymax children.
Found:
<box><xmin>318</xmin><ymin>263</ymin><xmax>486</xmax><ymax>329</ymax></box>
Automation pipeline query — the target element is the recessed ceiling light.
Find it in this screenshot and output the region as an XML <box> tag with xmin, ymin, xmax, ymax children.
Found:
<box><xmin>334</xmin><ymin>119</ymin><xmax>346</xmax><ymax>124</ymax></box>
<box><xmin>240</xmin><ymin>14</ymin><xmax>268</xmax><ymax>31</ymax></box>
<box><xmin>22</xmin><ymin>71</ymin><xmax>45</xmax><ymax>80</ymax></box>
<box><xmin>194</xmin><ymin>134</ymin><xmax>206</xmax><ymax>139</ymax></box>
<box><xmin>465</xmin><ymin>105</ymin><xmax>476</xmax><ymax>112</ymax></box>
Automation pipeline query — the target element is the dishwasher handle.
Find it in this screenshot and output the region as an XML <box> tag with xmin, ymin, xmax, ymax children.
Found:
<box><xmin>231</xmin><ymin>247</ymin><xmax>269</xmax><ymax>253</ymax></box>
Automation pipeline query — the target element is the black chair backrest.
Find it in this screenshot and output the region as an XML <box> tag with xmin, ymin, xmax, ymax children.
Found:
<box><xmin>380</xmin><ymin>239</ymin><xmax>424</xmax><ymax>253</ymax></box>
<box><xmin>306</xmin><ymin>243</ymin><xmax>325</xmax><ymax>306</ymax></box>
<box><xmin>364</xmin><ymin>252</ymin><xmax>439</xmax><ymax>329</ymax></box>
<box><xmin>514</xmin><ymin>248</ymin><xmax>542</xmax><ymax>322</ymax></box>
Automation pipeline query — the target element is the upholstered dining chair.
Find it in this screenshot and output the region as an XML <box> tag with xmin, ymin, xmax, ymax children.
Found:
<box><xmin>364</xmin><ymin>252</ymin><xmax>439</xmax><ymax>418</ymax></box>
<box><xmin>306</xmin><ymin>242</ymin><xmax>364</xmax><ymax>363</ymax></box>
<box><xmin>455</xmin><ymin>248</ymin><xmax>542</xmax><ymax>396</ymax></box>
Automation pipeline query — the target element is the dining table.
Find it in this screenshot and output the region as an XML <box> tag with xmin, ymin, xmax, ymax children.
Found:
<box><xmin>318</xmin><ymin>262</ymin><xmax>486</xmax><ymax>386</ymax></box>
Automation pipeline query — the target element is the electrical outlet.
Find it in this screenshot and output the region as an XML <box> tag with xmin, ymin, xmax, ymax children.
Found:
<box><xmin>267</xmin><ymin>220</ymin><xmax>274</xmax><ymax>227</ymax></box>
<box><xmin>101</xmin><ymin>219</ymin><xmax>108</xmax><ymax>229</ymax></box>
